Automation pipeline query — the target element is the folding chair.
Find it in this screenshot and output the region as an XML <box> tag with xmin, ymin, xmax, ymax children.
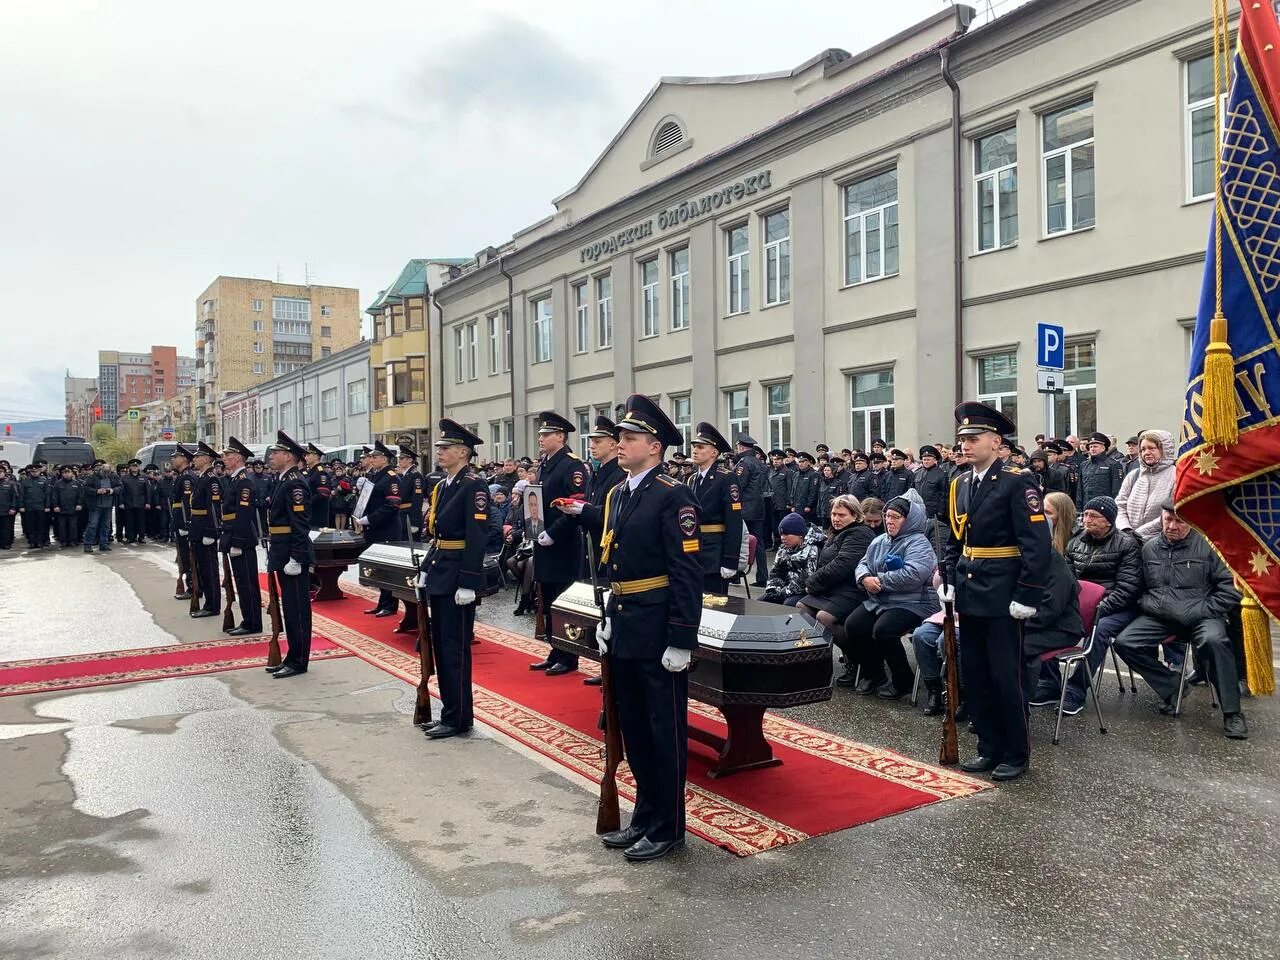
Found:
<box><xmin>1042</xmin><ymin>580</ymin><xmax>1108</xmax><ymax>745</ymax></box>
<box><xmin>1171</xmin><ymin>636</ymin><xmax>1219</xmax><ymax>715</ymax></box>
<box><xmin>730</xmin><ymin>533</ymin><xmax>758</xmax><ymax>599</ymax></box>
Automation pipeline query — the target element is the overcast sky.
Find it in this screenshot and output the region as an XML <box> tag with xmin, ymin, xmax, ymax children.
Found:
<box><xmin>0</xmin><ymin>0</ymin><xmax>1019</xmax><ymax>423</ymax></box>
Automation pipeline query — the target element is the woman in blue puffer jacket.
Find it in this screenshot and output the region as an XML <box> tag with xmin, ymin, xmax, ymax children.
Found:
<box><xmin>842</xmin><ymin>489</ymin><xmax>940</xmax><ymax>699</ymax></box>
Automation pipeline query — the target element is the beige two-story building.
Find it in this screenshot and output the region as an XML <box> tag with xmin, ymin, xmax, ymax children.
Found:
<box><xmin>434</xmin><ymin>0</ymin><xmax>1219</xmax><ymax>459</ymax></box>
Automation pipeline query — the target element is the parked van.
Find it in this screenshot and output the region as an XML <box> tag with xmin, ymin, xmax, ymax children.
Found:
<box><xmin>135</xmin><ymin>442</ymin><xmax>179</xmax><ymax>469</ymax></box>
<box><xmin>322</xmin><ymin>443</ymin><xmax>397</xmax><ymax>464</ymax></box>
<box><xmin>31</xmin><ymin>436</ymin><xmax>95</xmax><ymax>468</ymax></box>
<box><xmin>0</xmin><ymin>440</ymin><xmax>32</xmax><ymax>469</ymax></box>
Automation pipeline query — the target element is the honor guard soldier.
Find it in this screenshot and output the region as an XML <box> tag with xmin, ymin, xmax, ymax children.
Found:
<box><xmin>303</xmin><ymin>443</ymin><xmax>332</xmax><ymax>529</ymax></box>
<box><xmin>397</xmin><ymin>441</ymin><xmax>426</xmax><ymax>542</ymax></box>
<box><xmin>171</xmin><ymin>445</ymin><xmax>195</xmax><ymax>598</ymax></box>
<box><xmin>594</xmin><ymin>394</ymin><xmax>702</xmax><ymax>862</ymax></box>
<box><xmin>265</xmin><ymin>431</ymin><xmax>316</xmax><ymax>678</ymax></box>
<box><xmin>688</xmin><ymin>422</ymin><xmax>743</xmax><ymax>595</ymax></box>
<box><xmin>353</xmin><ymin>440</ymin><xmax>405</xmax><ymax>617</ymax></box>
<box><xmin>219</xmin><ymin>437</ymin><xmax>263</xmax><ymax>635</ymax></box>
<box><xmin>415</xmin><ymin>419</ymin><xmax>489</xmax><ymax>739</ymax></box>
<box><xmin>528</xmin><ymin>410</ymin><xmax>587</xmax><ymax>676</ymax></box>
<box><xmin>560</xmin><ymin>415</ymin><xmax>626</xmax><ymax>687</ymax></box>
<box><xmin>940</xmin><ymin>402</ymin><xmax>1051</xmax><ymax>782</ymax></box>
<box><xmin>187</xmin><ymin>441</ymin><xmax>223</xmax><ymax>618</ymax></box>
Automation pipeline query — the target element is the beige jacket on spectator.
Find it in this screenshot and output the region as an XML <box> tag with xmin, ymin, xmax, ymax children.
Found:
<box><xmin>1115</xmin><ymin>429</ymin><xmax>1175</xmax><ymax>540</ymax></box>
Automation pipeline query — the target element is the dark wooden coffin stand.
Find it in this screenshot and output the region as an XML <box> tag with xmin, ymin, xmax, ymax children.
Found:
<box><xmin>310</xmin><ymin>529</ymin><xmax>366</xmax><ymax>601</ymax></box>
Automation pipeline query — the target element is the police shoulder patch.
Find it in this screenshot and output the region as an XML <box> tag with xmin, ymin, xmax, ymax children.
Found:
<box><xmin>677</xmin><ymin>505</ymin><xmax>698</xmax><ymax>538</ymax></box>
<box><xmin>1024</xmin><ymin>487</ymin><xmax>1042</xmax><ymax>513</ymax></box>
<box><xmin>292</xmin><ymin>487</ymin><xmax>305</xmax><ymax>503</ymax></box>
<box><xmin>474</xmin><ymin>489</ymin><xmax>488</xmax><ymax>513</ymax></box>
<box><xmin>571</xmin><ymin>470</ymin><xmax>584</xmax><ymax>487</ymax></box>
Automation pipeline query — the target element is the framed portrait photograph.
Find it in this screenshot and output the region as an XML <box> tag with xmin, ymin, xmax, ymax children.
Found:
<box><xmin>523</xmin><ymin>483</ymin><xmax>544</xmax><ymax>540</ymax></box>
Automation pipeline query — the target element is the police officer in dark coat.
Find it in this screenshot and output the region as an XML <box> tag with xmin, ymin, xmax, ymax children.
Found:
<box><xmin>18</xmin><ymin>460</ymin><xmax>52</xmax><ymax>549</ymax></box>
<box><xmin>787</xmin><ymin>452</ymin><xmax>820</xmax><ymax>523</ymax></box>
<box><xmin>118</xmin><ymin>459</ymin><xmax>147</xmax><ymax>543</ymax></box>
<box><xmin>171</xmin><ymin>445</ymin><xmax>196</xmax><ymax>598</ymax></box>
<box><xmin>397</xmin><ymin>442</ymin><xmax>427</xmax><ymax>542</ymax></box>
<box><xmin>143</xmin><ymin>465</ymin><xmax>165</xmax><ymax>541</ymax></box>
<box><xmin>913</xmin><ymin>444</ymin><xmax>950</xmax><ymax>549</ymax></box>
<box><xmin>591</xmin><ymin>394</ymin><xmax>702</xmax><ymax>862</ymax></box>
<box><xmin>1077</xmin><ymin>431</ymin><xmax>1124</xmax><ymax>507</ymax></box>
<box><xmin>303</xmin><ymin>443</ymin><xmax>332</xmax><ymax>529</ymax></box>
<box><xmin>187</xmin><ymin>441</ymin><xmax>223</xmax><ymax>618</ymax></box>
<box><xmin>941</xmin><ymin>402</ymin><xmax>1051</xmax><ymax>782</ymax></box>
<box><xmin>219</xmin><ymin>437</ymin><xmax>263</xmax><ymax>635</ymax></box>
<box><xmin>732</xmin><ymin>434</ymin><xmax>768</xmax><ymax>586</ymax></box>
<box><xmin>883</xmin><ymin>449</ymin><xmax>915</xmax><ymax>499</ymax></box>
<box><xmin>528</xmin><ymin>411</ymin><xmax>587</xmax><ymax>676</ymax></box>
<box><xmin>354</xmin><ymin>440</ymin><xmax>405</xmax><ymax>617</ymax></box>
<box><xmin>688</xmin><ymin>422</ymin><xmax>743</xmax><ymax>595</ymax></box>
<box><xmin>264</xmin><ymin>431</ymin><xmax>316</xmax><ymax>678</ymax></box>
<box><xmin>49</xmin><ymin>465</ymin><xmax>83</xmax><ymax>547</ymax></box>
<box><xmin>415</xmin><ymin>420</ymin><xmax>490</xmax><ymax>739</ymax></box>
<box><xmin>0</xmin><ymin>463</ymin><xmax>19</xmax><ymax>549</ymax></box>
<box><xmin>766</xmin><ymin>450</ymin><xmax>793</xmax><ymax>549</ymax></box>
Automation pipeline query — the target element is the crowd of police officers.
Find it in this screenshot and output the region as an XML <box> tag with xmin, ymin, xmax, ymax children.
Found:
<box><xmin>0</xmin><ymin>394</ymin><xmax>1077</xmax><ymax>863</ymax></box>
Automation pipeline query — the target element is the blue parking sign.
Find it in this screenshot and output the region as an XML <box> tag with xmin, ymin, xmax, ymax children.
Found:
<box><xmin>1037</xmin><ymin>323</ymin><xmax>1065</xmax><ymax>370</ymax></box>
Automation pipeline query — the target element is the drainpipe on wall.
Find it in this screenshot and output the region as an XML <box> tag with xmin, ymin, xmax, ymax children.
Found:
<box><xmin>429</xmin><ymin>288</ymin><xmax>443</xmax><ymax>445</ymax></box>
<box><xmin>940</xmin><ymin>46</ymin><xmax>964</xmax><ymax>406</ymax></box>
<box><xmin>498</xmin><ymin>256</ymin><xmax>516</xmax><ymax>441</ymax></box>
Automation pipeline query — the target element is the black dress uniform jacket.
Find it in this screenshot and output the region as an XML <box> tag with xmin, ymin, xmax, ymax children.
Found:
<box><xmin>420</xmin><ymin>468</ymin><xmax>489</xmax><ymax>595</ymax></box>
<box><xmin>787</xmin><ymin>467</ymin><xmax>819</xmax><ymax>520</ymax></box>
<box><xmin>400</xmin><ymin>466</ymin><xmax>426</xmax><ymax>538</ymax></box>
<box><xmin>266</xmin><ymin>468</ymin><xmax>315</xmax><ymax>571</ymax></box>
<box><xmin>576</xmin><ymin>456</ymin><xmax>625</xmax><ymax>563</ymax></box>
<box><xmin>533</xmin><ymin>446</ymin><xmax>586</xmax><ymax>582</ymax></box>
<box><xmin>766</xmin><ymin>464</ymin><xmax>793</xmax><ymax>510</ymax></box>
<box><xmin>307</xmin><ymin>465</ymin><xmax>333</xmax><ymax>528</ymax></box>
<box><xmin>883</xmin><ymin>466</ymin><xmax>915</xmax><ymax>500</ymax></box>
<box><xmin>187</xmin><ymin>469</ymin><xmax>222</xmax><ymax>542</ymax></box>
<box><xmin>219</xmin><ymin>468</ymin><xmax>259</xmax><ymax>551</ymax></box>
<box><xmin>688</xmin><ymin>464</ymin><xmax>743</xmax><ymax>575</ymax></box>
<box><xmin>913</xmin><ymin>465</ymin><xmax>949</xmax><ymax>522</ymax></box>
<box><xmin>361</xmin><ymin>467</ymin><xmax>404</xmax><ymax>543</ymax></box>
<box><xmin>731</xmin><ymin>453</ymin><xmax>765</xmax><ymax>523</ymax></box>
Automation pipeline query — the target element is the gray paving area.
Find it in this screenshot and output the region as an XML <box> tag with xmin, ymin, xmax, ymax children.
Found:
<box><xmin>1</xmin><ymin>543</ymin><xmax>1278</xmax><ymax>959</ymax></box>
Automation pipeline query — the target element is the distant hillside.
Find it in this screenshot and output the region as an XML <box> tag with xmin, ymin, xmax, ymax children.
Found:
<box><xmin>4</xmin><ymin>419</ymin><xmax>66</xmax><ymax>442</ymax></box>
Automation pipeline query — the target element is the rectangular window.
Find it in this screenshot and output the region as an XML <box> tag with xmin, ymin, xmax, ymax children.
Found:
<box><xmin>503</xmin><ymin>310</ymin><xmax>512</xmax><ymax>371</ymax></box>
<box><xmin>977</xmin><ymin>353</ymin><xmax>1019</xmax><ymax>433</ymax></box>
<box><xmin>1042</xmin><ymin>99</ymin><xmax>1095</xmax><ymax>235</ymax></box>
<box><xmin>252</xmin><ymin>299</ymin><xmax>263</xmax><ymax>312</ymax></box>
<box><xmin>596</xmin><ymin>273</ymin><xmax>613</xmax><ymax>349</ymax></box>
<box><xmin>1186</xmin><ymin>54</ymin><xmax>1226</xmax><ymax>202</ymax></box>
<box><xmin>409</xmin><ymin>356</ymin><xmax>426</xmax><ymax>401</ymax></box>
<box><xmin>490</xmin><ymin>421</ymin><xmax>502</xmax><ymax>451</ymax></box>
<box><xmin>253</xmin><ymin>341</ymin><xmax>263</xmax><ymax>354</ymax></box>
<box><xmin>503</xmin><ymin>418</ymin><xmax>514</xmax><ymax>459</ymax></box>
<box><xmin>320</xmin><ymin>305</ymin><xmax>331</xmax><ymax>317</ymax></box>
<box><xmin>726</xmin><ymin>224</ymin><xmax>750</xmax><ymax>314</ymax></box>
<box><xmin>272</xmin><ymin>298</ymin><xmax>311</xmax><ymax>322</ymax></box>
<box><xmin>372</xmin><ymin>312</ymin><xmax>385</xmax><ymax>342</ymax></box>
<box><xmin>454</xmin><ymin>327</ymin><xmax>464</xmax><ymax>383</ymax></box>
<box><xmin>640</xmin><ymin>259</ymin><xmax>660</xmax><ymax>337</ymax></box>
<box><xmin>262</xmin><ymin>406</ymin><xmax>274</xmax><ymax>434</ymax></box>
<box><xmin>407</xmin><ymin>299</ymin><xmax>425</xmax><ymax>330</ymax></box>
<box><xmin>466</xmin><ymin>321</ymin><xmax>478</xmax><ymax>380</ymax></box>
<box><xmin>321</xmin><ymin>346</ymin><xmax>331</xmax><ymax>358</ymax></box>
<box><xmin>763</xmin><ymin>209</ymin><xmax>791</xmax><ymax>305</ymax></box>
<box><xmin>273</xmin><ymin>362</ymin><xmax>286</xmax><ymax>375</ymax></box>
<box><xmin>849</xmin><ymin>370</ymin><xmax>895</xmax><ymax>451</ymax></box>
<box><xmin>670</xmin><ymin>248</ymin><xmax>690</xmax><ymax>330</ymax></box>
<box><xmin>843</xmin><ymin>169</ymin><xmax>899</xmax><ymax>285</ymax></box>
<box><xmin>373</xmin><ymin>368</ymin><xmax>387</xmax><ymax>410</ymax></box>
<box><xmin>321</xmin><ymin>325</ymin><xmax>332</xmax><ymax>338</ymax></box>
<box><xmin>1050</xmin><ymin>341</ymin><xmax>1098</xmax><ymax>438</ymax></box>
<box><xmin>300</xmin><ymin>395</ymin><xmax>314</xmax><ymax>425</ymax></box>
<box><xmin>573</xmin><ymin>282</ymin><xmax>589</xmax><ymax>354</ymax></box>
<box><xmin>766</xmin><ymin>382</ymin><xmax>791</xmax><ymax>451</ymax></box>
<box><xmin>253</xmin><ymin>362</ymin><xmax>264</xmax><ymax>375</ymax></box>
<box><xmin>727</xmin><ymin>388</ymin><xmax>749</xmax><ymax>439</ymax></box>
<box><xmin>252</xmin><ymin>319</ymin><xmax>264</xmax><ymax>332</ymax></box>
<box><xmin>347</xmin><ymin>379</ymin><xmax>367</xmax><ymax>415</ymax></box>
<box><xmin>487</xmin><ymin>314</ymin><xmax>501</xmax><ymax>374</ymax></box>
<box><xmin>279</xmin><ymin>401</ymin><xmax>294</xmax><ymax>432</ymax></box>
<box><xmin>974</xmin><ymin>128</ymin><xmax>1018</xmax><ymax>252</ymax></box>
<box><xmin>321</xmin><ymin>387</ymin><xmax>338</xmax><ymax>421</ymax></box>
<box><xmin>577</xmin><ymin>409</ymin><xmax>592</xmax><ymax>459</ymax></box>
<box><xmin>670</xmin><ymin>396</ymin><xmax>691</xmax><ymax>453</ymax></box>
<box><xmin>388</xmin><ymin>304</ymin><xmax>403</xmax><ymax>337</ymax></box>
<box><xmin>532</xmin><ymin>298</ymin><xmax>553</xmax><ymax>363</ymax></box>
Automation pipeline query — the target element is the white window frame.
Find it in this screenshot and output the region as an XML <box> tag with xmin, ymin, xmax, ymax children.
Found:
<box><xmin>487</xmin><ymin>313</ymin><xmax>501</xmax><ymax>374</ymax></box>
<box><xmin>1041</xmin><ymin>99</ymin><xmax>1096</xmax><ymax>236</ymax></box>
<box><xmin>252</xmin><ymin>318</ymin><xmax>264</xmax><ymax>332</ymax></box>
<box><xmin>849</xmin><ymin>369</ymin><xmax>895</xmax><ymax>451</ymax></box>
<box><xmin>974</xmin><ymin>128</ymin><xmax>1019</xmax><ymax>253</ymax></box>
<box><xmin>262</xmin><ymin>406</ymin><xmax>274</xmax><ymax>434</ymax></box>
<box><xmin>1048</xmin><ymin>340</ymin><xmax>1098</xmax><ymax>437</ymax></box>
<box><xmin>595</xmin><ymin>273</ymin><xmax>613</xmax><ymax>349</ymax></box>
<box><xmin>1185</xmin><ymin>54</ymin><xmax>1226</xmax><ymax>203</ymax></box>
<box><xmin>490</xmin><ymin>420</ymin><xmax>502</xmax><ymax>452</ymax></box>
<box><xmin>320</xmin><ymin>305</ymin><xmax>331</xmax><ymax>317</ymax></box>
<box><xmin>252</xmin><ymin>362</ymin><xmax>263</xmax><ymax>375</ymax></box>
<box><xmin>251</xmin><ymin>298</ymin><xmax>263</xmax><ymax>312</ymax></box>
<box><xmin>279</xmin><ymin>400</ymin><xmax>294</xmax><ymax>432</ymax></box>
<box><xmin>502</xmin><ymin>311</ymin><xmax>512</xmax><ymax>371</ymax></box>
<box><xmin>976</xmin><ymin>352</ymin><xmax>1019</xmax><ymax>415</ymax></box>
<box><xmin>532</xmin><ymin>298</ymin><xmax>553</xmax><ymax>363</ymax></box>
<box><xmin>299</xmin><ymin>395</ymin><xmax>314</xmax><ymax>426</ymax></box>
<box><xmin>640</xmin><ymin>259</ymin><xmax>660</xmax><ymax>338</ymax></box>
<box><xmin>321</xmin><ymin>387</ymin><xmax>338</xmax><ymax>421</ymax></box>
<box><xmin>503</xmin><ymin>418</ymin><xmax>514</xmax><ymax>459</ymax></box>
<box><xmin>576</xmin><ymin>409</ymin><xmax>592</xmax><ymax>459</ymax></box>
<box><xmin>346</xmin><ymin>379</ymin><xmax>367</xmax><ymax>415</ymax></box>
<box><xmin>765</xmin><ymin>381</ymin><xmax>791</xmax><ymax>451</ymax></box>
<box><xmin>763</xmin><ymin>209</ymin><xmax>791</xmax><ymax>306</ymax></box>
<box><xmin>466</xmin><ymin>320</ymin><xmax>478</xmax><ymax>381</ymax></box>
<box><xmin>272</xmin><ymin>298</ymin><xmax>311</xmax><ymax>323</ymax></box>
<box><xmin>670</xmin><ymin>248</ymin><xmax>690</xmax><ymax>330</ymax></box>
<box><xmin>454</xmin><ymin>327</ymin><xmax>464</xmax><ymax>383</ymax></box>
<box><xmin>573</xmin><ymin>282</ymin><xmax>589</xmax><ymax>354</ymax></box>
<box><xmin>726</xmin><ymin>387</ymin><xmax>749</xmax><ymax>439</ymax></box>
<box><xmin>670</xmin><ymin>395</ymin><xmax>691</xmax><ymax>453</ymax></box>
<box><xmin>252</xmin><ymin>341</ymin><xmax>263</xmax><ymax>354</ymax></box>
<box><xmin>726</xmin><ymin>223</ymin><xmax>750</xmax><ymax>315</ymax></box>
<box><xmin>842</xmin><ymin>170</ymin><xmax>900</xmax><ymax>286</ymax></box>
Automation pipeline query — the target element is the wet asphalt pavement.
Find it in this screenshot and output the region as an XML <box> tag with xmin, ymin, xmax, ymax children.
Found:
<box><xmin>1</xmin><ymin>541</ymin><xmax>1278</xmax><ymax>959</ymax></box>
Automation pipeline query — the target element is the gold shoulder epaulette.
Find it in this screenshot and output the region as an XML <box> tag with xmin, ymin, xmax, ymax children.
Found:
<box><xmin>654</xmin><ymin>473</ymin><xmax>678</xmax><ymax>487</ymax></box>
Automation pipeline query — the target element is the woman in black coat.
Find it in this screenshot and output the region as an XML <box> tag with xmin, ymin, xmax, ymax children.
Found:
<box><xmin>798</xmin><ymin>495</ymin><xmax>876</xmax><ymax>671</ymax></box>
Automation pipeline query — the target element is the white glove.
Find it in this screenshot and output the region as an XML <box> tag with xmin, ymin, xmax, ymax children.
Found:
<box><xmin>937</xmin><ymin>584</ymin><xmax>955</xmax><ymax>604</ymax></box>
<box><xmin>454</xmin><ymin>587</ymin><xmax>476</xmax><ymax>606</ymax></box>
<box><xmin>229</xmin><ymin>547</ymin><xmax>242</xmax><ymax>557</ymax></box>
<box><xmin>661</xmin><ymin>647</ymin><xmax>692</xmax><ymax>672</ymax></box>
<box><xmin>283</xmin><ymin>559</ymin><xmax>302</xmax><ymax>576</ymax></box>
<box><xmin>1009</xmin><ymin>601</ymin><xmax>1037</xmax><ymax>620</ymax></box>
<box><xmin>410</xmin><ymin>526</ymin><xmax>419</xmax><ymax>534</ymax></box>
<box><xmin>720</xmin><ymin>567</ymin><xmax>737</xmax><ymax>581</ymax></box>
<box><xmin>355</xmin><ymin>477</ymin><xmax>369</xmax><ymax>490</ymax></box>
<box><xmin>179</xmin><ymin>528</ymin><xmax>188</xmax><ymax>537</ymax></box>
<box><xmin>416</xmin><ymin>571</ymin><xmax>428</xmax><ymax>588</ymax></box>
<box><xmin>355</xmin><ymin>516</ymin><xmax>369</xmax><ymax>527</ymax></box>
<box><xmin>557</xmin><ymin>500</ymin><xmax>584</xmax><ymax>515</ymax></box>
<box><xmin>537</xmin><ymin>531</ymin><xmax>553</xmax><ymax>547</ymax></box>
<box><xmin>201</xmin><ymin>537</ymin><xmax>215</xmax><ymax>546</ymax></box>
<box><xmin>597</xmin><ymin>616</ymin><xmax>612</xmax><ymax>653</ymax></box>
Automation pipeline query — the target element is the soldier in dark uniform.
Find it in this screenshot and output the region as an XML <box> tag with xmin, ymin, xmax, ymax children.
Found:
<box><xmin>940</xmin><ymin>402</ymin><xmax>1051</xmax><ymax>782</ymax></box>
<box><xmin>397</xmin><ymin>442</ymin><xmax>426</xmax><ymax>542</ymax></box>
<box><xmin>18</xmin><ymin>460</ymin><xmax>52</xmax><ymax>549</ymax></box>
<box><xmin>593</xmin><ymin>394</ymin><xmax>702</xmax><ymax>862</ymax></box>
<box><xmin>171</xmin><ymin>445</ymin><xmax>195</xmax><ymax>599</ymax></box>
<box><xmin>304</xmin><ymin>443</ymin><xmax>332</xmax><ymax>529</ymax></box>
<box><xmin>528</xmin><ymin>411</ymin><xmax>587</xmax><ymax>676</ymax></box>
<box><xmin>264</xmin><ymin>431</ymin><xmax>316</xmax><ymax>678</ymax></box>
<box><xmin>415</xmin><ymin>419</ymin><xmax>489</xmax><ymax>739</ymax></box>
<box><xmin>120</xmin><ymin>459</ymin><xmax>148</xmax><ymax>544</ymax></box>
<box><xmin>353</xmin><ymin>440</ymin><xmax>404</xmax><ymax>617</ymax></box>
<box><xmin>187</xmin><ymin>441</ymin><xmax>223</xmax><ymax>618</ymax></box>
<box><xmin>787</xmin><ymin>452</ymin><xmax>820</xmax><ymax>523</ymax></box>
<box><xmin>687</xmin><ymin>422</ymin><xmax>743</xmax><ymax>595</ymax></box>
<box><xmin>143</xmin><ymin>464</ymin><xmax>164</xmax><ymax>541</ymax></box>
<box><xmin>219</xmin><ymin>437</ymin><xmax>263</xmax><ymax>635</ymax></box>
<box><xmin>731</xmin><ymin>434</ymin><xmax>768</xmax><ymax>587</ymax></box>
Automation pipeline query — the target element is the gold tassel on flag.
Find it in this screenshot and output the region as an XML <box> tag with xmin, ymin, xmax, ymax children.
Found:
<box><xmin>1203</xmin><ymin>0</ymin><xmax>1240</xmax><ymax>447</ymax></box>
<box><xmin>1242</xmin><ymin>594</ymin><xmax>1275</xmax><ymax>696</ymax></box>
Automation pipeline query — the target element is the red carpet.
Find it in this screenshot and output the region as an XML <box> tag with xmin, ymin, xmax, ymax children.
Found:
<box><xmin>0</xmin><ymin>635</ymin><xmax>350</xmax><ymax>698</ymax></box>
<box><xmin>302</xmin><ymin>580</ymin><xmax>991</xmax><ymax>855</ymax></box>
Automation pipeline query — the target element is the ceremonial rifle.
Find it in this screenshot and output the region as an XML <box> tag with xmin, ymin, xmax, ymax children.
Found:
<box><xmin>939</xmin><ymin>566</ymin><xmax>960</xmax><ymax>766</ymax></box>
<box><xmin>404</xmin><ymin>504</ymin><xmax>436</xmax><ymax>726</ymax></box>
<box><xmin>586</xmin><ymin>534</ymin><xmax>623</xmax><ymax>834</ymax></box>
<box><xmin>188</xmin><ymin>537</ymin><xmax>201</xmax><ymax>616</ymax></box>
<box><xmin>222</xmin><ymin>549</ymin><xmax>237</xmax><ymax>632</ymax></box>
<box><xmin>261</xmin><ymin>520</ymin><xmax>283</xmax><ymax>667</ymax></box>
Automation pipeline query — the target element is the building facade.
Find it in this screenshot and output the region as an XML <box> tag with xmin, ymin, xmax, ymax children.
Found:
<box><xmin>92</xmin><ymin>346</ymin><xmax>193</xmax><ymax>425</ymax></box>
<box><xmin>434</xmin><ymin>0</ymin><xmax>1220</xmax><ymax>458</ymax></box>
<box><xmin>64</xmin><ymin>376</ymin><xmax>99</xmax><ymax>438</ymax></box>
<box><xmin>195</xmin><ymin>277</ymin><xmax>362</xmax><ymax>444</ymax></box>
<box><xmin>219</xmin><ymin>340</ymin><xmax>371</xmax><ymax>449</ymax></box>
<box><xmin>366</xmin><ymin>258</ymin><xmax>469</xmax><ymax>453</ymax></box>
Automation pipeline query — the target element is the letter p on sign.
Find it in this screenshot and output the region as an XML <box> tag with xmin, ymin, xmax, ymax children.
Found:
<box><xmin>1037</xmin><ymin>323</ymin><xmax>1064</xmax><ymax>370</ymax></box>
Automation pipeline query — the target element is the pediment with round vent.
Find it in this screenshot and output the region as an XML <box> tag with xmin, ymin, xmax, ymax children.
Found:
<box><xmin>652</xmin><ymin>120</ymin><xmax>685</xmax><ymax>156</ymax></box>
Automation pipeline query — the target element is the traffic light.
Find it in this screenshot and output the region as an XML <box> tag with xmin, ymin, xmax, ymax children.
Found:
<box><xmin>93</xmin><ymin>406</ymin><xmax>102</xmax><ymax>419</ymax></box>
<box><xmin>3</xmin><ymin>425</ymin><xmax>9</xmax><ymax>436</ymax></box>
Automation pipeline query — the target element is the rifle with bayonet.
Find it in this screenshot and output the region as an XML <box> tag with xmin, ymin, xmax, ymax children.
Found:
<box><xmin>939</xmin><ymin>565</ymin><xmax>959</xmax><ymax>766</ymax></box>
<box><xmin>587</xmin><ymin>535</ymin><xmax>623</xmax><ymax>834</ymax></box>
<box><xmin>261</xmin><ymin>517</ymin><xmax>282</xmax><ymax>667</ymax></box>
<box><xmin>408</xmin><ymin>507</ymin><xmax>435</xmax><ymax>726</ymax></box>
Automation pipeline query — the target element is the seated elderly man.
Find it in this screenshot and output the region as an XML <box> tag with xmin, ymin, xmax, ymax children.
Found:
<box><xmin>1113</xmin><ymin>502</ymin><xmax>1248</xmax><ymax>740</ymax></box>
<box><xmin>1033</xmin><ymin>496</ymin><xmax>1141</xmax><ymax>714</ymax></box>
